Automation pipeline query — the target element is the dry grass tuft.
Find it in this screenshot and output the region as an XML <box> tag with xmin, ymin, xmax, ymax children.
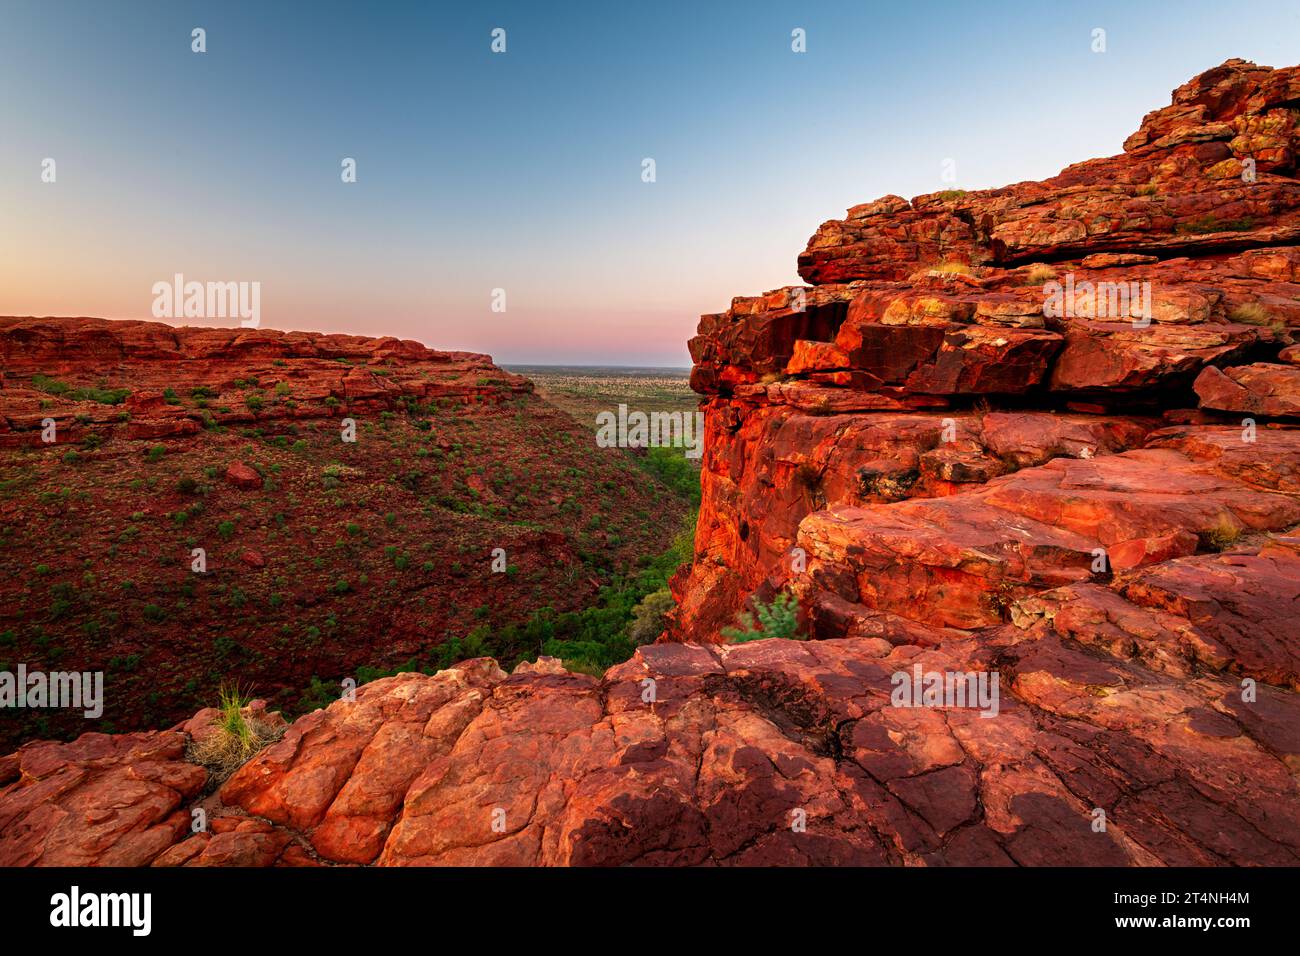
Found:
<box><xmin>1228</xmin><ymin>302</ymin><xmax>1278</xmax><ymax>327</ymax></box>
<box><xmin>1201</xmin><ymin>515</ymin><xmax>1243</xmax><ymax>552</ymax></box>
<box><xmin>187</xmin><ymin>683</ymin><xmax>285</xmax><ymax>783</ymax></box>
<box><xmin>909</xmin><ymin>260</ymin><xmax>975</xmax><ymax>282</ymax></box>
<box><xmin>1024</xmin><ymin>263</ymin><xmax>1058</xmax><ymax>285</ymax></box>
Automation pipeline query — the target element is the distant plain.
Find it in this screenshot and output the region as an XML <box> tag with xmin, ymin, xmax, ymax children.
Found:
<box><xmin>505</xmin><ymin>366</ymin><xmax>698</xmax><ymax>428</ymax></box>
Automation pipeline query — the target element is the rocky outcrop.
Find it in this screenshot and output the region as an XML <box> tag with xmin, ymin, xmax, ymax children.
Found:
<box><xmin>1195</xmin><ymin>361</ymin><xmax>1300</xmax><ymax>416</ymax></box>
<box><xmin>677</xmin><ymin>59</ymin><xmax>1300</xmax><ymax>643</ymax></box>
<box><xmin>0</xmin><ymin>728</ymin><xmax>205</xmax><ymax>866</ymax></box>
<box><xmin>0</xmin><ymin>316</ymin><xmax>530</xmax><ymax>448</ymax></box>
<box><xmin>4</xmin><ymin>555</ymin><xmax>1298</xmax><ymax>866</ymax></box>
<box><xmin>2</xmin><ymin>61</ymin><xmax>1299</xmax><ymax>867</ymax></box>
<box><xmin>797</xmin><ymin>59</ymin><xmax>1300</xmax><ymax>284</ymax></box>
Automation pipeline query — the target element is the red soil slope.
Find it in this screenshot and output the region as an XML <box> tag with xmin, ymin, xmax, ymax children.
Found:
<box><xmin>0</xmin><ymin>317</ymin><xmax>685</xmax><ymax>750</ymax></box>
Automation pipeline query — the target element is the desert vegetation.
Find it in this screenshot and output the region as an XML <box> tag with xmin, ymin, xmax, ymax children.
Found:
<box><xmin>0</xmin><ymin>349</ymin><xmax>699</xmax><ymax>749</ymax></box>
<box><xmin>721</xmin><ymin>592</ymin><xmax>802</xmax><ymax>643</ymax></box>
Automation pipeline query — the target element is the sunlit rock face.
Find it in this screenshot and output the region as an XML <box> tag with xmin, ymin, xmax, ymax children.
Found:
<box><xmin>675</xmin><ymin>58</ymin><xmax>1300</xmax><ymax>647</ymax></box>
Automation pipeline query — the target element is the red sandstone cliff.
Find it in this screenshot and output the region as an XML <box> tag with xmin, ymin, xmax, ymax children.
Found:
<box><xmin>0</xmin><ymin>316</ymin><xmax>529</xmax><ymax>441</ymax></box>
<box><xmin>1</xmin><ymin>61</ymin><xmax>1298</xmax><ymax>867</ymax></box>
<box><xmin>674</xmin><ymin>57</ymin><xmax>1300</xmax><ymax>644</ymax></box>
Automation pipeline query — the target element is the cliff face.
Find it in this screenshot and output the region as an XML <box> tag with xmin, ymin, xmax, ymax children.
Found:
<box><xmin>2</xmin><ymin>62</ymin><xmax>1300</xmax><ymax>868</ymax></box>
<box><xmin>0</xmin><ymin>316</ymin><xmax>525</xmax><ymax>435</ymax></box>
<box><xmin>674</xmin><ymin>57</ymin><xmax>1300</xmax><ymax>643</ymax></box>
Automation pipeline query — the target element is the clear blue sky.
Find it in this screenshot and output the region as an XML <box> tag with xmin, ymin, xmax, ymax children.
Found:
<box><xmin>1</xmin><ymin>0</ymin><xmax>1297</xmax><ymax>365</ymax></box>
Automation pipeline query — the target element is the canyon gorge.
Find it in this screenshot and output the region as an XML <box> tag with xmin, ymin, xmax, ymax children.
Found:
<box><xmin>1</xmin><ymin>59</ymin><xmax>1298</xmax><ymax>867</ymax></box>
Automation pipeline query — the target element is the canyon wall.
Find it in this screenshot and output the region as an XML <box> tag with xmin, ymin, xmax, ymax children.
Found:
<box><xmin>673</xmin><ymin>57</ymin><xmax>1300</xmax><ymax>645</ymax></box>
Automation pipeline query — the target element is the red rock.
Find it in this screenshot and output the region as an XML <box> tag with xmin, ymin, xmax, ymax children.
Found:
<box><xmin>0</xmin><ymin>730</ymin><xmax>205</xmax><ymax>866</ymax></box>
<box><xmin>799</xmin><ymin>60</ymin><xmax>1300</xmax><ymax>285</ymax></box>
<box><xmin>6</xmin><ymin>541</ymin><xmax>1300</xmax><ymax>867</ymax></box>
<box><xmin>278</xmin><ymin>843</ymin><xmax>322</xmax><ymax>866</ymax></box>
<box><xmin>1194</xmin><ymin>362</ymin><xmax>1300</xmax><ymax>416</ymax></box>
<box><xmin>979</xmin><ymin>412</ymin><xmax>1154</xmax><ymax>468</ymax></box>
<box><xmin>678</xmin><ymin>60</ymin><xmax>1300</xmax><ymax>655</ymax></box>
<box><xmin>181</xmin><ymin>828</ymin><xmax>291</xmax><ymax>867</ymax></box>
<box><xmin>219</xmin><ymin>659</ymin><xmax>505</xmax><ymax>864</ymax></box>
<box><xmin>1048</xmin><ymin>322</ymin><xmax>1258</xmax><ymax>393</ymax></box>
<box><xmin>1080</xmin><ymin>253</ymin><xmax>1160</xmax><ymax>268</ymax></box>
<box><xmin>1145</xmin><ymin>425</ymin><xmax>1300</xmax><ymax>491</ymax></box>
<box><xmin>904</xmin><ymin>327</ymin><xmax>1062</xmax><ymax>395</ymax></box>
<box><xmin>126</xmin><ymin>417</ymin><xmax>201</xmax><ymax>440</ymax></box>
<box><xmin>151</xmin><ymin>833</ymin><xmax>209</xmax><ymax>866</ymax></box>
<box><xmin>240</xmin><ymin>549</ymin><xmax>266</xmax><ymax>568</ymax></box>
<box><xmin>15</xmin><ymin>609</ymin><xmax>1298</xmax><ymax>866</ymax></box>
<box><xmin>224</xmin><ymin>461</ymin><xmax>262</xmax><ymax>490</ymax></box>
<box><xmin>785</xmin><ymin>339</ymin><xmax>851</xmax><ymax>374</ymax></box>
<box><xmin>1107</xmin><ymin>529</ymin><xmax>1200</xmax><ymax>570</ymax></box>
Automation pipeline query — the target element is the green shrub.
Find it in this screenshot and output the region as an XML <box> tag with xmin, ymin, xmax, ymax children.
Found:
<box><xmin>722</xmin><ymin>592</ymin><xmax>801</xmax><ymax>643</ymax></box>
<box><xmin>628</xmin><ymin>589</ymin><xmax>674</xmax><ymax>645</ymax></box>
<box><xmin>636</xmin><ymin>446</ymin><xmax>701</xmax><ymax>505</ymax></box>
<box><xmin>31</xmin><ymin>374</ymin><xmax>129</xmax><ymax>405</ymax></box>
